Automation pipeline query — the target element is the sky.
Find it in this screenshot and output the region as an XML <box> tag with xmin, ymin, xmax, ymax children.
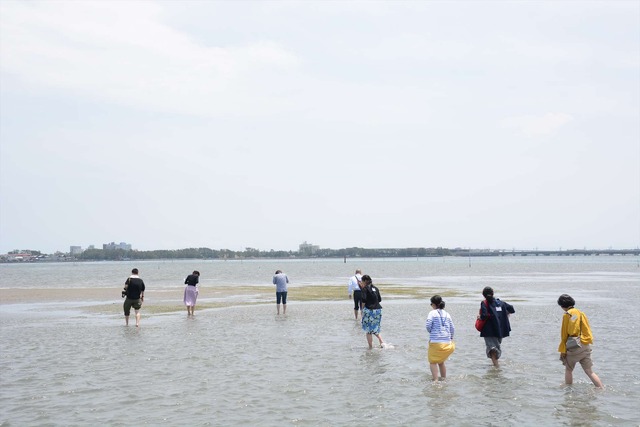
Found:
<box><xmin>1</xmin><ymin>0</ymin><xmax>639</xmax><ymax>254</ymax></box>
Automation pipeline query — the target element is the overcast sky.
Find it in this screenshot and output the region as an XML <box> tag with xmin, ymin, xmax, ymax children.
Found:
<box><xmin>1</xmin><ymin>0</ymin><xmax>638</xmax><ymax>254</ymax></box>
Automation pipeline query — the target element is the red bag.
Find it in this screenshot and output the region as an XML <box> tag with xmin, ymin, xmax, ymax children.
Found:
<box><xmin>475</xmin><ymin>300</ymin><xmax>489</xmax><ymax>332</ymax></box>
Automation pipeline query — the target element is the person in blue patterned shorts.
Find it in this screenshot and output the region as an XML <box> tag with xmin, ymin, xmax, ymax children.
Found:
<box><xmin>360</xmin><ymin>275</ymin><xmax>385</xmax><ymax>349</ymax></box>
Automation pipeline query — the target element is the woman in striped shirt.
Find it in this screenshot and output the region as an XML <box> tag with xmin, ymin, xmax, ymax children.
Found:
<box><xmin>426</xmin><ymin>295</ymin><xmax>455</xmax><ymax>382</ymax></box>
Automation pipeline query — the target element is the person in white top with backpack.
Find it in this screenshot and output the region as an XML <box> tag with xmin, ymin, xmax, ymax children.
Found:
<box><xmin>347</xmin><ymin>269</ymin><xmax>363</xmax><ymax>319</ymax></box>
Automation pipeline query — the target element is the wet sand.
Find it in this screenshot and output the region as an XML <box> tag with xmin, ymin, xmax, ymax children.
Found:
<box><xmin>0</xmin><ymin>287</ymin><xmax>125</xmax><ymax>304</ymax></box>
<box><xmin>0</xmin><ymin>285</ymin><xmax>447</xmax><ymax>315</ymax></box>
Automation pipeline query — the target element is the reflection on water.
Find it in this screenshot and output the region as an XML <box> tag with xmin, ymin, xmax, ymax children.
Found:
<box><xmin>359</xmin><ymin>348</ymin><xmax>390</xmax><ymax>376</ymax></box>
<box><xmin>2</xmin><ymin>300</ymin><xmax>639</xmax><ymax>426</ymax></box>
<box><xmin>1</xmin><ymin>258</ymin><xmax>639</xmax><ymax>426</ymax></box>
<box><xmin>555</xmin><ymin>388</ymin><xmax>602</xmax><ymax>426</ymax></box>
<box><xmin>422</xmin><ymin>381</ymin><xmax>461</xmax><ymax>422</ymax></box>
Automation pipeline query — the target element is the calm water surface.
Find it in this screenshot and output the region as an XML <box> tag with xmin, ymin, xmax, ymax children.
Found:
<box><xmin>1</xmin><ymin>257</ymin><xmax>639</xmax><ymax>426</ymax></box>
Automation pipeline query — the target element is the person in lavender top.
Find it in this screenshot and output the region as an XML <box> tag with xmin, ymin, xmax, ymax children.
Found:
<box><xmin>272</xmin><ymin>270</ymin><xmax>289</xmax><ymax>315</ymax></box>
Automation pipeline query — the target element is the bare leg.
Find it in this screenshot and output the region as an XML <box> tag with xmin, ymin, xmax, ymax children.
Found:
<box><xmin>276</xmin><ymin>303</ymin><xmax>280</xmax><ymax>315</ymax></box>
<box><xmin>191</xmin><ymin>305</ymin><xmax>195</xmax><ymax>316</ymax></box>
<box><xmin>430</xmin><ymin>363</ymin><xmax>439</xmax><ymax>381</ymax></box>
<box><xmin>439</xmin><ymin>362</ymin><xmax>447</xmax><ymax>379</ymax></box>
<box><xmin>366</xmin><ymin>333</ymin><xmax>373</xmax><ymax>349</ymax></box>
<box><xmin>375</xmin><ymin>333</ymin><xmax>384</xmax><ymax>347</ymax></box>
<box><xmin>489</xmin><ymin>349</ymin><xmax>499</xmax><ymax>367</ymax></box>
<box><xmin>565</xmin><ymin>368</ymin><xmax>573</xmax><ymax>385</ymax></box>
<box><xmin>283</xmin><ymin>304</ymin><xmax>286</xmax><ymax>315</ymax></box>
<box><xmin>125</xmin><ymin>315</ymin><xmax>129</xmax><ymax>326</ymax></box>
<box><xmin>584</xmin><ymin>368</ymin><xmax>603</xmax><ymax>388</ymax></box>
<box><xmin>135</xmin><ymin>310</ymin><xmax>140</xmax><ymax>327</ymax></box>
<box><xmin>354</xmin><ymin>309</ymin><xmax>359</xmax><ymax>320</ymax></box>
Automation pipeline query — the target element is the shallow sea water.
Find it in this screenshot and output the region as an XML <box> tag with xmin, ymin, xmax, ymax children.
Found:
<box><xmin>1</xmin><ymin>257</ymin><xmax>639</xmax><ymax>426</ymax></box>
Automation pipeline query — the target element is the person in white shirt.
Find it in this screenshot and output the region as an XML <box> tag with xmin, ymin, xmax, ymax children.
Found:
<box><xmin>272</xmin><ymin>270</ymin><xmax>289</xmax><ymax>315</ymax></box>
<box><xmin>347</xmin><ymin>269</ymin><xmax>363</xmax><ymax>319</ymax></box>
<box><xmin>425</xmin><ymin>295</ymin><xmax>455</xmax><ymax>381</ymax></box>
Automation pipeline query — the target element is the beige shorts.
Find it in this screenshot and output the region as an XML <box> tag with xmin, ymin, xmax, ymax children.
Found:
<box><xmin>563</xmin><ymin>344</ymin><xmax>593</xmax><ymax>371</ymax></box>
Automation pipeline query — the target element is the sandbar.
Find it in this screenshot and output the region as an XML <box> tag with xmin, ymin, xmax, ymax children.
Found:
<box><xmin>0</xmin><ymin>285</ymin><xmax>459</xmax><ymax>315</ymax></box>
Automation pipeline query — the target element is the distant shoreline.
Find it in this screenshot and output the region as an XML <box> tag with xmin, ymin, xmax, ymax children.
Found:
<box><xmin>3</xmin><ymin>249</ymin><xmax>640</xmax><ymax>264</ymax></box>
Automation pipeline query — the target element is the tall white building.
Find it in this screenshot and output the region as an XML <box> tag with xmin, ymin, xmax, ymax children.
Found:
<box><xmin>299</xmin><ymin>241</ymin><xmax>319</xmax><ymax>256</ymax></box>
<box><xmin>103</xmin><ymin>242</ymin><xmax>132</xmax><ymax>251</ymax></box>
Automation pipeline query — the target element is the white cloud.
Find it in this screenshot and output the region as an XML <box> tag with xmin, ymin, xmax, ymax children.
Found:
<box><xmin>0</xmin><ymin>0</ymin><xmax>638</xmax><ymax>253</ymax></box>
<box><xmin>0</xmin><ymin>0</ymin><xmax>300</xmax><ymax>117</ymax></box>
<box><xmin>500</xmin><ymin>113</ymin><xmax>574</xmax><ymax>137</ymax></box>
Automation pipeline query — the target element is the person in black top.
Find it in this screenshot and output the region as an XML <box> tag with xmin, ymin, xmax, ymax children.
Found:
<box><xmin>360</xmin><ymin>275</ymin><xmax>385</xmax><ymax>349</ymax></box>
<box><xmin>183</xmin><ymin>270</ymin><xmax>200</xmax><ymax>316</ymax></box>
<box><xmin>123</xmin><ymin>268</ymin><xmax>145</xmax><ymax>327</ymax></box>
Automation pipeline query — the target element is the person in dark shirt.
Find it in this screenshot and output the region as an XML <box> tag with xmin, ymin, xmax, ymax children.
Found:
<box><xmin>123</xmin><ymin>268</ymin><xmax>145</xmax><ymax>327</ymax></box>
<box><xmin>478</xmin><ymin>286</ymin><xmax>515</xmax><ymax>367</ymax></box>
<box><xmin>183</xmin><ymin>270</ymin><xmax>200</xmax><ymax>316</ymax></box>
<box><xmin>360</xmin><ymin>275</ymin><xmax>385</xmax><ymax>349</ymax></box>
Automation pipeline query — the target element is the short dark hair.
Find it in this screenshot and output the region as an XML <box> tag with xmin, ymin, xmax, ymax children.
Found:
<box><xmin>361</xmin><ymin>274</ymin><xmax>372</xmax><ymax>283</ymax></box>
<box><xmin>132</xmin><ymin>268</ymin><xmax>139</xmax><ymax>274</ymax></box>
<box><xmin>557</xmin><ymin>294</ymin><xmax>575</xmax><ymax>308</ymax></box>
<box><xmin>193</xmin><ymin>271</ymin><xmax>200</xmax><ymax>276</ymax></box>
<box><xmin>430</xmin><ymin>294</ymin><xmax>445</xmax><ymax>309</ymax></box>
<box><xmin>482</xmin><ymin>287</ymin><xmax>494</xmax><ymax>298</ymax></box>
<box><xmin>275</xmin><ymin>270</ymin><xmax>282</xmax><ymax>274</ymax></box>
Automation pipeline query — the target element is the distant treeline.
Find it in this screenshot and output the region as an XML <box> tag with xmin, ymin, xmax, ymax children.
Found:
<box><xmin>77</xmin><ymin>247</ymin><xmax>452</xmax><ymax>261</ymax></box>
<box><xmin>4</xmin><ymin>247</ymin><xmax>638</xmax><ymax>263</ymax></box>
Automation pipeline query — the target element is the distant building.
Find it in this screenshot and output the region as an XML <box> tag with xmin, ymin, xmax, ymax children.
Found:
<box><xmin>299</xmin><ymin>241</ymin><xmax>319</xmax><ymax>256</ymax></box>
<box><xmin>5</xmin><ymin>253</ymin><xmax>35</xmax><ymax>262</ymax></box>
<box><xmin>103</xmin><ymin>241</ymin><xmax>132</xmax><ymax>251</ymax></box>
<box><xmin>70</xmin><ymin>246</ymin><xmax>83</xmax><ymax>255</ymax></box>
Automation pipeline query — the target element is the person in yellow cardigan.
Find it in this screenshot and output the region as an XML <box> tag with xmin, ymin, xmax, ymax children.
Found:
<box><xmin>557</xmin><ymin>294</ymin><xmax>603</xmax><ymax>388</ymax></box>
